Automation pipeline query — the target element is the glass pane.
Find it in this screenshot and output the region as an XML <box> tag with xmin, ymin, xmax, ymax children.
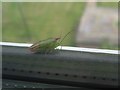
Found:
<box><xmin>2</xmin><ymin>2</ymin><xmax>118</xmax><ymax>50</ymax></box>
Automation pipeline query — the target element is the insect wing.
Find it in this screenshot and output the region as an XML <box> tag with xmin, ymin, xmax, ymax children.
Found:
<box><xmin>30</xmin><ymin>38</ymin><xmax>59</xmax><ymax>53</ymax></box>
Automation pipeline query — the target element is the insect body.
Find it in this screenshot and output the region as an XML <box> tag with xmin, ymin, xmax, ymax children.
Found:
<box><xmin>29</xmin><ymin>38</ymin><xmax>60</xmax><ymax>53</ymax></box>
<box><xmin>29</xmin><ymin>30</ymin><xmax>73</xmax><ymax>53</ymax></box>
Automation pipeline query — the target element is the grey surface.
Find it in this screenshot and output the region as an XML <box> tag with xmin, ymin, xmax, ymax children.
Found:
<box><xmin>2</xmin><ymin>45</ymin><xmax>119</xmax><ymax>88</ymax></box>
<box><xmin>2</xmin><ymin>79</ymin><xmax>72</xmax><ymax>88</ymax></box>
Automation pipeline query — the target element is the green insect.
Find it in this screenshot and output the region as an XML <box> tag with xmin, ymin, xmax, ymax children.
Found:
<box><xmin>29</xmin><ymin>30</ymin><xmax>73</xmax><ymax>54</ymax></box>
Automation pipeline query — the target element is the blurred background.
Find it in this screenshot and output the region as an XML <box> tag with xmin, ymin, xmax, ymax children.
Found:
<box><xmin>2</xmin><ymin>1</ymin><xmax>119</xmax><ymax>50</ymax></box>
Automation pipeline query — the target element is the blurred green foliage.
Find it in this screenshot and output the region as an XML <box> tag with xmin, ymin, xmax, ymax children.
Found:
<box><xmin>2</xmin><ymin>2</ymin><xmax>118</xmax><ymax>49</ymax></box>
<box><xmin>2</xmin><ymin>2</ymin><xmax>85</xmax><ymax>46</ymax></box>
<box><xmin>97</xmin><ymin>2</ymin><xmax>118</xmax><ymax>8</ymax></box>
<box><xmin>101</xmin><ymin>40</ymin><xmax>118</xmax><ymax>50</ymax></box>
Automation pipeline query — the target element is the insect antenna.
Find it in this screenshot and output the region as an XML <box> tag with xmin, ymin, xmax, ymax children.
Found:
<box><xmin>59</xmin><ymin>29</ymin><xmax>74</xmax><ymax>46</ymax></box>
